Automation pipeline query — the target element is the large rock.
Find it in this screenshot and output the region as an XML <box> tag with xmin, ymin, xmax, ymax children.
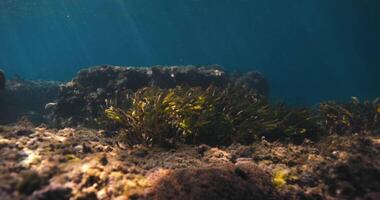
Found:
<box><xmin>51</xmin><ymin>65</ymin><xmax>268</xmax><ymax>128</ymax></box>
<box><xmin>139</xmin><ymin>165</ymin><xmax>280</xmax><ymax>200</ymax></box>
<box><xmin>31</xmin><ymin>184</ymin><xmax>72</xmax><ymax>200</ymax></box>
<box><xmin>232</xmin><ymin>71</ymin><xmax>269</xmax><ymax>97</ymax></box>
<box><xmin>0</xmin><ymin>77</ymin><xmax>60</xmax><ymax>124</ymax></box>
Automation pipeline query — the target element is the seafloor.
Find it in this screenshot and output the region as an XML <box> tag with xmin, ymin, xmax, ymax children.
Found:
<box><xmin>0</xmin><ymin>65</ymin><xmax>379</xmax><ymax>200</ymax></box>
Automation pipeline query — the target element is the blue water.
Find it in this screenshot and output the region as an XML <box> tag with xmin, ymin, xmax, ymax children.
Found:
<box><xmin>0</xmin><ymin>0</ymin><xmax>379</xmax><ymax>104</ymax></box>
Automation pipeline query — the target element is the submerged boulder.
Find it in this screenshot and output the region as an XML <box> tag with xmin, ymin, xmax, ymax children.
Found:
<box><xmin>51</xmin><ymin>65</ymin><xmax>268</xmax><ymax>128</ymax></box>
<box><xmin>233</xmin><ymin>71</ymin><xmax>269</xmax><ymax>97</ymax></box>
<box><xmin>139</xmin><ymin>165</ymin><xmax>279</xmax><ymax>200</ymax></box>
<box><xmin>31</xmin><ymin>184</ymin><xmax>72</xmax><ymax>200</ymax></box>
<box><xmin>0</xmin><ymin>77</ymin><xmax>60</xmax><ymax>124</ymax></box>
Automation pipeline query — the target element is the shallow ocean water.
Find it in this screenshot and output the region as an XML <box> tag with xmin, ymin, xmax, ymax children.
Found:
<box><xmin>0</xmin><ymin>2</ymin><xmax>380</xmax><ymax>200</ymax></box>
<box><xmin>0</xmin><ymin>0</ymin><xmax>379</xmax><ymax>104</ymax></box>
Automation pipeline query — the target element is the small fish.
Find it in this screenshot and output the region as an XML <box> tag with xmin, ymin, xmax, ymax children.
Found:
<box><xmin>45</xmin><ymin>102</ymin><xmax>57</xmax><ymax>110</ymax></box>
<box><xmin>377</xmin><ymin>107</ymin><xmax>380</xmax><ymax>114</ymax></box>
<box><xmin>351</xmin><ymin>96</ymin><xmax>360</xmax><ymax>104</ymax></box>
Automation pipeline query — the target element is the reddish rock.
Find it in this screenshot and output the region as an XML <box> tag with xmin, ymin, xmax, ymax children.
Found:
<box><xmin>140</xmin><ymin>166</ymin><xmax>280</xmax><ymax>200</ymax></box>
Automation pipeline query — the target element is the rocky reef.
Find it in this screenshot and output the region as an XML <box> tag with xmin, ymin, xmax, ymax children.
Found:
<box><xmin>0</xmin><ymin>75</ymin><xmax>60</xmax><ymax>124</ymax></box>
<box><xmin>50</xmin><ymin>65</ymin><xmax>268</xmax><ymax>128</ymax></box>
<box><xmin>0</xmin><ymin>123</ymin><xmax>379</xmax><ymax>200</ymax></box>
<box><xmin>0</xmin><ymin>65</ymin><xmax>379</xmax><ymax>200</ymax></box>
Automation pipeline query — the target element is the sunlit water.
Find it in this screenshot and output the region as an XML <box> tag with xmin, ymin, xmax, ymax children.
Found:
<box><xmin>0</xmin><ymin>0</ymin><xmax>379</xmax><ymax>104</ymax></box>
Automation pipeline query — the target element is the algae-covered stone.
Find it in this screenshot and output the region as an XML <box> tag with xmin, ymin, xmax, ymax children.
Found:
<box><xmin>17</xmin><ymin>170</ymin><xmax>46</xmax><ymax>195</ymax></box>
<box><xmin>52</xmin><ymin>65</ymin><xmax>268</xmax><ymax>128</ymax></box>
<box><xmin>31</xmin><ymin>184</ymin><xmax>72</xmax><ymax>200</ymax></box>
<box><xmin>140</xmin><ymin>166</ymin><xmax>280</xmax><ymax>200</ymax></box>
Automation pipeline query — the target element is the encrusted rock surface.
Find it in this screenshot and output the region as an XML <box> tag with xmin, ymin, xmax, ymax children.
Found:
<box><xmin>0</xmin><ymin>121</ymin><xmax>379</xmax><ymax>200</ymax></box>
<box><xmin>140</xmin><ymin>166</ymin><xmax>279</xmax><ymax>200</ymax></box>
<box><xmin>51</xmin><ymin>65</ymin><xmax>268</xmax><ymax>127</ymax></box>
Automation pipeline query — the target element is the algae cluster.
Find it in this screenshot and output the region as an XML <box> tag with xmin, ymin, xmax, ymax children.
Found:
<box><xmin>104</xmin><ymin>86</ymin><xmax>379</xmax><ymax>149</ymax></box>
<box><xmin>320</xmin><ymin>97</ymin><xmax>380</xmax><ymax>135</ymax></box>
<box><xmin>105</xmin><ymin>86</ymin><xmax>322</xmax><ymax>148</ymax></box>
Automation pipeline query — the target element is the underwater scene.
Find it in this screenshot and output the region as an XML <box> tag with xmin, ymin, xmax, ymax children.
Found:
<box><xmin>0</xmin><ymin>1</ymin><xmax>380</xmax><ymax>200</ymax></box>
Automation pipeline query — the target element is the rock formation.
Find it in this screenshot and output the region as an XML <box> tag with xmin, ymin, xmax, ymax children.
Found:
<box><xmin>51</xmin><ymin>65</ymin><xmax>268</xmax><ymax>128</ymax></box>
<box><xmin>0</xmin><ymin>77</ymin><xmax>60</xmax><ymax>124</ymax></box>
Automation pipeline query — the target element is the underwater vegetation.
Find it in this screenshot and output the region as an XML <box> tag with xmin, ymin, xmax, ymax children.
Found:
<box><xmin>0</xmin><ymin>66</ymin><xmax>379</xmax><ymax>200</ymax></box>
<box><xmin>105</xmin><ymin>85</ymin><xmax>321</xmax><ymax>147</ymax></box>
<box><xmin>105</xmin><ymin>86</ymin><xmax>234</xmax><ymax>147</ymax></box>
<box><xmin>320</xmin><ymin>97</ymin><xmax>380</xmax><ymax>135</ymax></box>
<box><xmin>100</xmin><ymin>70</ymin><xmax>379</xmax><ymax>148</ymax></box>
<box><xmin>51</xmin><ymin>65</ymin><xmax>268</xmax><ymax>128</ymax></box>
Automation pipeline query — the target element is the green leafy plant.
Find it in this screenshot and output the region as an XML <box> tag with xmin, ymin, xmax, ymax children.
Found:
<box><xmin>223</xmin><ymin>100</ymin><xmax>320</xmax><ymax>143</ymax></box>
<box><xmin>105</xmin><ymin>86</ymin><xmax>236</xmax><ymax>147</ymax></box>
<box><xmin>105</xmin><ymin>87</ymin><xmax>175</xmax><ymax>147</ymax></box>
<box><xmin>105</xmin><ymin>86</ymin><xmax>321</xmax><ymax>147</ymax></box>
<box><xmin>320</xmin><ymin>97</ymin><xmax>380</xmax><ymax>135</ymax></box>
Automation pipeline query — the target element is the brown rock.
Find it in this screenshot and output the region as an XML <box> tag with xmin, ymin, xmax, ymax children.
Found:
<box><xmin>17</xmin><ymin>171</ymin><xmax>46</xmax><ymax>195</ymax></box>
<box><xmin>31</xmin><ymin>184</ymin><xmax>72</xmax><ymax>200</ymax></box>
<box><xmin>140</xmin><ymin>166</ymin><xmax>280</xmax><ymax>200</ymax></box>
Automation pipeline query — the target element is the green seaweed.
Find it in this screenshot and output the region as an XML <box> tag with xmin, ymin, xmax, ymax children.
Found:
<box><xmin>320</xmin><ymin>97</ymin><xmax>380</xmax><ymax>135</ymax></box>
<box><xmin>105</xmin><ymin>86</ymin><xmax>233</xmax><ymax>147</ymax></box>
<box><xmin>105</xmin><ymin>86</ymin><xmax>321</xmax><ymax>147</ymax></box>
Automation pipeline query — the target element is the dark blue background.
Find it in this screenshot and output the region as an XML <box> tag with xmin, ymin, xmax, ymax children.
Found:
<box><xmin>0</xmin><ymin>0</ymin><xmax>379</xmax><ymax>104</ymax></box>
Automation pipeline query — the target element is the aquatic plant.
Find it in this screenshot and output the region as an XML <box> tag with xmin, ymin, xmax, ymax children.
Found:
<box><xmin>105</xmin><ymin>86</ymin><xmax>321</xmax><ymax>147</ymax></box>
<box><xmin>105</xmin><ymin>86</ymin><xmax>233</xmax><ymax>147</ymax></box>
<box><xmin>272</xmin><ymin>168</ymin><xmax>298</xmax><ymax>188</ymax></box>
<box><xmin>105</xmin><ymin>87</ymin><xmax>173</xmax><ymax>147</ymax></box>
<box><xmin>272</xmin><ymin>168</ymin><xmax>290</xmax><ymax>188</ymax></box>
<box><xmin>320</xmin><ymin>97</ymin><xmax>380</xmax><ymax>135</ymax></box>
<box><xmin>225</xmin><ymin>98</ymin><xmax>320</xmax><ymax>144</ymax></box>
